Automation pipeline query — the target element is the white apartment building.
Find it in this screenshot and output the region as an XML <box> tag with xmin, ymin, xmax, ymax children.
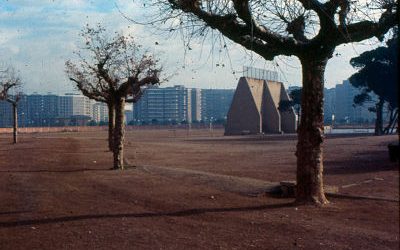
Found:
<box><xmin>58</xmin><ymin>93</ymin><xmax>92</xmax><ymax>118</ymax></box>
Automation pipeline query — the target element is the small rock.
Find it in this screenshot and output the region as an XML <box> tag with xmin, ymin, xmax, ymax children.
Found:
<box><xmin>210</xmin><ymin>195</ymin><xmax>215</xmax><ymax>199</ymax></box>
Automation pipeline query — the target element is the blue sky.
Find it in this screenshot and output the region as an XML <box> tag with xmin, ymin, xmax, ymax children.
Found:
<box><xmin>0</xmin><ymin>0</ymin><xmax>385</xmax><ymax>94</ymax></box>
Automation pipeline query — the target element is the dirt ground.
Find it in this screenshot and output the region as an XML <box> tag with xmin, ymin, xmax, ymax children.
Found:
<box><xmin>0</xmin><ymin>128</ymin><xmax>398</xmax><ymax>249</ymax></box>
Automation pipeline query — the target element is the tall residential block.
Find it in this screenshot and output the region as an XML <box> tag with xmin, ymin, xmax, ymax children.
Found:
<box><xmin>133</xmin><ymin>85</ymin><xmax>192</xmax><ymax>124</ymax></box>
<box><xmin>334</xmin><ymin>80</ymin><xmax>375</xmax><ymax>123</ymax></box>
<box><xmin>200</xmin><ymin>89</ymin><xmax>235</xmax><ymax>122</ymax></box>
<box><xmin>92</xmin><ymin>102</ymin><xmax>109</xmax><ymax>123</ymax></box>
<box><xmin>190</xmin><ymin>88</ymin><xmax>202</xmax><ymax>122</ymax></box>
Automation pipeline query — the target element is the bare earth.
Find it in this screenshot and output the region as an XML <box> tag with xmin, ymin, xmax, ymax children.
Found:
<box><xmin>0</xmin><ymin>129</ymin><xmax>398</xmax><ymax>249</ymax></box>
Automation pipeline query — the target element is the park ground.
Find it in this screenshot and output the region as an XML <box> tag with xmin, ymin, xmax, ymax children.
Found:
<box><xmin>0</xmin><ymin>129</ymin><xmax>398</xmax><ymax>249</ymax></box>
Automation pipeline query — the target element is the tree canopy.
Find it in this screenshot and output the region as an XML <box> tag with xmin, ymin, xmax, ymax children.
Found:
<box><xmin>349</xmin><ymin>32</ymin><xmax>398</xmax><ymax>109</ymax></box>
<box><xmin>279</xmin><ymin>88</ymin><xmax>301</xmax><ymax>112</ymax></box>
<box><xmin>349</xmin><ymin>31</ymin><xmax>398</xmax><ymax>135</ymax></box>
<box><xmin>0</xmin><ymin>66</ymin><xmax>21</xmax><ymax>100</ymax></box>
<box><xmin>144</xmin><ymin>0</ymin><xmax>397</xmax><ymax>60</ymax></box>
<box><xmin>66</xmin><ymin>25</ymin><xmax>161</xmax><ymax>105</ymax></box>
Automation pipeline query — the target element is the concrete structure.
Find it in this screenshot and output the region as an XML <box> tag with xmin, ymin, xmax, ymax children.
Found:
<box><xmin>225</xmin><ymin>77</ymin><xmax>296</xmax><ymax>135</ymax></box>
<box><xmin>243</xmin><ymin>66</ymin><xmax>279</xmax><ymax>82</ymax></box>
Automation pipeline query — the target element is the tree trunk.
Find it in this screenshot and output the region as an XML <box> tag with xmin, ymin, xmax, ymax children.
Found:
<box><xmin>107</xmin><ymin>102</ymin><xmax>115</xmax><ymax>151</ymax></box>
<box><xmin>383</xmin><ymin>106</ymin><xmax>398</xmax><ymax>135</ymax></box>
<box><xmin>390</xmin><ymin>109</ymin><xmax>398</xmax><ymax>134</ymax></box>
<box><xmin>375</xmin><ymin>98</ymin><xmax>384</xmax><ymax>136</ymax></box>
<box><xmin>113</xmin><ymin>97</ymin><xmax>126</xmax><ymax>170</ymax></box>
<box><xmin>296</xmin><ymin>57</ymin><xmax>329</xmax><ymax>205</ymax></box>
<box><xmin>13</xmin><ymin>103</ymin><xmax>18</xmax><ymax>144</ymax></box>
<box><xmin>296</xmin><ymin>106</ymin><xmax>301</xmax><ymax>128</ymax></box>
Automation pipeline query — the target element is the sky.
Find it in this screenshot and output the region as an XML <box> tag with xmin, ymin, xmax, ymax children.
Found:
<box><xmin>0</xmin><ymin>0</ymin><xmax>386</xmax><ymax>94</ymax></box>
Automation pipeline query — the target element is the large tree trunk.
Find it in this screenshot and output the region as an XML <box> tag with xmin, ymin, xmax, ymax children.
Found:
<box><xmin>375</xmin><ymin>98</ymin><xmax>384</xmax><ymax>136</ymax></box>
<box><xmin>107</xmin><ymin>102</ymin><xmax>115</xmax><ymax>151</ymax></box>
<box><xmin>12</xmin><ymin>103</ymin><xmax>18</xmax><ymax>144</ymax></box>
<box><xmin>296</xmin><ymin>57</ymin><xmax>329</xmax><ymax>205</ymax></box>
<box><xmin>113</xmin><ymin>97</ymin><xmax>126</xmax><ymax>170</ymax></box>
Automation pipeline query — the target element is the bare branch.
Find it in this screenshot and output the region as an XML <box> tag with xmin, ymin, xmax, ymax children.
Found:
<box><xmin>0</xmin><ymin>65</ymin><xmax>23</xmax><ymax>103</ymax></box>
<box><xmin>66</xmin><ymin>24</ymin><xmax>162</xmax><ymax>104</ymax></box>
<box><xmin>336</xmin><ymin>4</ymin><xmax>397</xmax><ymax>44</ymax></box>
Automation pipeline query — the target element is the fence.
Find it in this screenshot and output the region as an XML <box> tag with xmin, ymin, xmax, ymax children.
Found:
<box><xmin>0</xmin><ymin>124</ymin><xmax>225</xmax><ymax>134</ymax></box>
<box><xmin>0</xmin><ymin>126</ymin><xmax>108</xmax><ymax>134</ymax></box>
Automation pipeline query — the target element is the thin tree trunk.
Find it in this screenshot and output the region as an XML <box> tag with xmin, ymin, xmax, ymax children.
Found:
<box><xmin>384</xmin><ymin>108</ymin><xmax>397</xmax><ymax>134</ymax></box>
<box><xmin>383</xmin><ymin>108</ymin><xmax>391</xmax><ymax>134</ymax></box>
<box><xmin>390</xmin><ymin>110</ymin><xmax>398</xmax><ymax>134</ymax></box>
<box><xmin>375</xmin><ymin>98</ymin><xmax>384</xmax><ymax>136</ymax></box>
<box><xmin>296</xmin><ymin>106</ymin><xmax>301</xmax><ymax>128</ymax></box>
<box><xmin>13</xmin><ymin>103</ymin><xmax>18</xmax><ymax>144</ymax></box>
<box><xmin>113</xmin><ymin>97</ymin><xmax>126</xmax><ymax>170</ymax></box>
<box><xmin>296</xmin><ymin>57</ymin><xmax>329</xmax><ymax>205</ymax></box>
<box><xmin>107</xmin><ymin>102</ymin><xmax>115</xmax><ymax>151</ymax></box>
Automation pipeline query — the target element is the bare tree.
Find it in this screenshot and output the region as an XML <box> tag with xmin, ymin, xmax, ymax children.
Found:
<box><xmin>139</xmin><ymin>0</ymin><xmax>397</xmax><ymax>204</ymax></box>
<box><xmin>0</xmin><ymin>66</ymin><xmax>23</xmax><ymax>144</ymax></box>
<box><xmin>66</xmin><ymin>25</ymin><xmax>161</xmax><ymax>170</ymax></box>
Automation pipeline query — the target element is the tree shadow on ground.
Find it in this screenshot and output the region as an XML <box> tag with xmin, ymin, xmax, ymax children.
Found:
<box><xmin>0</xmin><ymin>168</ymin><xmax>110</xmax><ymax>174</ymax></box>
<box><xmin>0</xmin><ymin>202</ymin><xmax>294</xmax><ymax>228</ymax></box>
<box><xmin>0</xmin><ymin>210</ymin><xmax>31</xmax><ymax>215</ymax></box>
<box><xmin>188</xmin><ymin>134</ymin><xmax>297</xmax><ymax>144</ymax></box>
<box><xmin>324</xmin><ymin>150</ymin><xmax>398</xmax><ymax>175</ymax></box>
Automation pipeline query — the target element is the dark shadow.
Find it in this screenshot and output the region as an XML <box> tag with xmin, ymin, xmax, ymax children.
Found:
<box><xmin>0</xmin><ymin>202</ymin><xmax>294</xmax><ymax>228</ymax></box>
<box><xmin>0</xmin><ymin>210</ymin><xmax>31</xmax><ymax>215</ymax></box>
<box><xmin>0</xmin><ymin>148</ymin><xmax>106</xmax><ymax>153</ymax></box>
<box><xmin>324</xmin><ymin>150</ymin><xmax>398</xmax><ymax>175</ymax></box>
<box><xmin>327</xmin><ymin>193</ymin><xmax>399</xmax><ymax>202</ymax></box>
<box><xmin>324</xmin><ymin>133</ymin><xmax>374</xmax><ymax>139</ymax></box>
<box><xmin>187</xmin><ymin>134</ymin><xmax>297</xmax><ymax>144</ymax></box>
<box><xmin>0</xmin><ymin>168</ymin><xmax>110</xmax><ymax>174</ymax></box>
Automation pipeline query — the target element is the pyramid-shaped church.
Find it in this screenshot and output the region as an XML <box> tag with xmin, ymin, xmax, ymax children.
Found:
<box><xmin>225</xmin><ymin>76</ymin><xmax>296</xmax><ymax>135</ymax></box>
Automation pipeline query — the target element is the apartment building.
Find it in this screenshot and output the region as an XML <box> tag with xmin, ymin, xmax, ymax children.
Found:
<box><xmin>133</xmin><ymin>85</ymin><xmax>193</xmax><ymax>124</ymax></box>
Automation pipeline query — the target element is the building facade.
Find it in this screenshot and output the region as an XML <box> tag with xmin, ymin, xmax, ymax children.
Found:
<box><xmin>133</xmin><ymin>85</ymin><xmax>192</xmax><ymax>124</ymax></box>
<box><xmin>323</xmin><ymin>87</ymin><xmax>336</xmax><ymax>124</ymax></box>
<box><xmin>200</xmin><ymin>89</ymin><xmax>235</xmax><ymax>122</ymax></box>
<box><xmin>92</xmin><ymin>102</ymin><xmax>109</xmax><ymax>123</ymax></box>
<box><xmin>1</xmin><ymin>93</ymin><xmax>98</xmax><ymax>127</ymax></box>
<box><xmin>132</xmin><ymin>85</ymin><xmax>234</xmax><ymax>124</ymax></box>
<box><xmin>334</xmin><ymin>80</ymin><xmax>376</xmax><ymax>124</ymax></box>
<box><xmin>190</xmin><ymin>88</ymin><xmax>202</xmax><ymax>122</ymax></box>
